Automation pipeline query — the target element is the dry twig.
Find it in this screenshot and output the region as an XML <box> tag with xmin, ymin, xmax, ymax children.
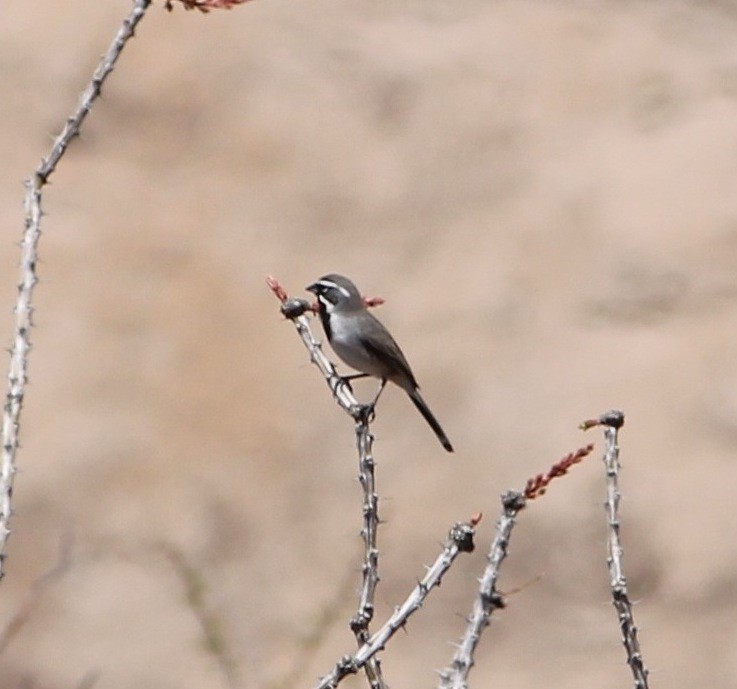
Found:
<box><xmin>440</xmin><ymin>443</ymin><xmax>595</xmax><ymax>689</ymax></box>
<box><xmin>349</xmin><ymin>409</ymin><xmax>384</xmax><ymax>689</ymax></box>
<box><xmin>0</xmin><ymin>0</ymin><xmax>153</xmax><ymax>582</ymax></box>
<box><xmin>0</xmin><ymin>533</ymin><xmax>73</xmax><ymax>654</ymax></box>
<box><xmin>162</xmin><ymin>543</ymin><xmax>240</xmax><ymax>689</ymax></box>
<box><xmin>313</xmin><ymin>521</ymin><xmax>476</xmax><ymax>689</ymax></box>
<box><xmin>582</xmin><ymin>410</ymin><xmax>649</xmax><ymax>689</ymax></box>
<box><xmin>269</xmin><ymin>276</ymin><xmax>385</xmax><ymax>687</ymax></box>
<box><xmin>165</xmin><ymin>0</ymin><xmax>253</xmax><ymax>11</ymax></box>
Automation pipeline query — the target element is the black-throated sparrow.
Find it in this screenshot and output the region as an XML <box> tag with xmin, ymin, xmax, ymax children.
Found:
<box><xmin>306</xmin><ymin>274</ymin><xmax>453</xmax><ymax>452</ymax></box>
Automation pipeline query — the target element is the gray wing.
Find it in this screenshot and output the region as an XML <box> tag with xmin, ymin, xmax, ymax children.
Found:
<box><xmin>362</xmin><ymin>312</ymin><xmax>419</xmax><ymax>390</ymax></box>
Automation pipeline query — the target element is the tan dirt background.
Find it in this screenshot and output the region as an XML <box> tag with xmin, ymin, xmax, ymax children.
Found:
<box><xmin>2</xmin><ymin>1</ymin><xmax>737</xmax><ymax>687</ymax></box>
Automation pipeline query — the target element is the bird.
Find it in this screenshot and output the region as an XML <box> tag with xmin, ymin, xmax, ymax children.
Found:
<box><xmin>306</xmin><ymin>274</ymin><xmax>453</xmax><ymax>452</ymax></box>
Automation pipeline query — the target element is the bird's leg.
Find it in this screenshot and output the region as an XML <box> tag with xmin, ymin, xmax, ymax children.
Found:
<box><xmin>340</xmin><ymin>372</ymin><xmax>369</xmax><ymax>394</ymax></box>
<box><xmin>354</xmin><ymin>378</ymin><xmax>386</xmax><ymax>423</ymax></box>
<box><xmin>369</xmin><ymin>378</ymin><xmax>388</xmax><ymax>410</ymax></box>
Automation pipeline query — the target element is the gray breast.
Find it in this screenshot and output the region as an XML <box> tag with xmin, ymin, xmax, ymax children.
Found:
<box><xmin>328</xmin><ymin>314</ymin><xmax>388</xmax><ymax>378</ymax></box>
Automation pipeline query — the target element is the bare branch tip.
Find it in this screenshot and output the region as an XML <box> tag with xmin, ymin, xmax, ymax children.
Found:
<box><xmin>580</xmin><ymin>409</ymin><xmax>625</xmax><ymax>431</ymax></box>
<box><xmin>362</xmin><ymin>296</ymin><xmax>385</xmax><ymax>308</ymax></box>
<box><xmin>501</xmin><ymin>490</ymin><xmax>526</xmax><ymax>511</ymax></box>
<box><xmin>267</xmin><ymin>275</ymin><xmax>318</xmax><ymax>319</ymax></box>
<box><xmin>164</xmin><ymin>0</ymin><xmax>254</xmax><ymax>12</ymax></box>
<box><xmin>450</xmin><ymin>522</ymin><xmax>476</xmax><ymax>553</ymax></box>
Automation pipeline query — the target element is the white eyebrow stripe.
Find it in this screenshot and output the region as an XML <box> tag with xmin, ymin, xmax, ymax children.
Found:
<box><xmin>317</xmin><ymin>280</ymin><xmax>351</xmax><ymax>298</ymax></box>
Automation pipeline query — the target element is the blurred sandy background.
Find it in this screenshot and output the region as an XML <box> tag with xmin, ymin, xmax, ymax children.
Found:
<box><xmin>1</xmin><ymin>0</ymin><xmax>737</xmax><ymax>687</ymax></box>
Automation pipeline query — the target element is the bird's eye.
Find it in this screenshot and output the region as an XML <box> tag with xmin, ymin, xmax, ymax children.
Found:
<box><xmin>325</xmin><ymin>290</ymin><xmax>337</xmax><ymax>304</ymax></box>
<box><xmin>315</xmin><ymin>280</ymin><xmax>351</xmax><ymax>300</ymax></box>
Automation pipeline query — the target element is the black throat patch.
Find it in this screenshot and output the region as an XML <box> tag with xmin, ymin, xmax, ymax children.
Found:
<box><xmin>317</xmin><ymin>297</ymin><xmax>333</xmax><ymax>340</ymax></box>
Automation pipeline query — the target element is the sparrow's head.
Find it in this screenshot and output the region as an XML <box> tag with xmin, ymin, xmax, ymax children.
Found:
<box><xmin>306</xmin><ymin>274</ymin><xmax>362</xmax><ymax>312</ymax></box>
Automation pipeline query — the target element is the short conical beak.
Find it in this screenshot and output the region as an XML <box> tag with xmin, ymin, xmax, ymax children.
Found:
<box><xmin>305</xmin><ymin>282</ymin><xmax>318</xmax><ymax>294</ymax></box>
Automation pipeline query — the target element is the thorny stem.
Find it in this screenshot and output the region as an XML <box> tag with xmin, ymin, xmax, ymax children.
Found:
<box><xmin>166</xmin><ymin>0</ymin><xmax>252</xmax><ymax>11</ymax></box>
<box><xmin>288</xmin><ymin>312</ymin><xmax>359</xmax><ymax>413</ymax></box>
<box><xmin>312</xmin><ymin>522</ymin><xmax>476</xmax><ymax>689</ymax></box>
<box><xmin>438</xmin><ymin>492</ymin><xmax>524</xmax><ymax>689</ymax></box>
<box><xmin>0</xmin><ymin>0</ymin><xmax>152</xmax><ymax>582</ymax></box>
<box><xmin>597</xmin><ymin>411</ymin><xmax>650</xmax><ymax>689</ymax></box>
<box><xmin>351</xmin><ymin>412</ymin><xmax>384</xmax><ymax>688</ymax></box>
<box><xmin>0</xmin><ymin>533</ymin><xmax>72</xmax><ymax>653</ymax></box>
<box><xmin>440</xmin><ymin>443</ymin><xmax>595</xmax><ymax>688</ymax></box>
<box><xmin>162</xmin><ymin>544</ymin><xmax>240</xmax><ymax>689</ymax></box>
<box><xmin>270</xmin><ymin>282</ymin><xmax>385</xmax><ymax>686</ymax></box>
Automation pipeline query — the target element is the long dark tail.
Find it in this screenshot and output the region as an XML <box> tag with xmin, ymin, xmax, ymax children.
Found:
<box><xmin>408</xmin><ymin>389</ymin><xmax>454</xmax><ymax>453</ymax></box>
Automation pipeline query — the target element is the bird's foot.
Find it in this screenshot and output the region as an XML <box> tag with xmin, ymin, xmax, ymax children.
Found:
<box><xmin>339</xmin><ymin>373</ymin><xmax>369</xmax><ymax>395</ymax></box>
<box><xmin>353</xmin><ymin>403</ymin><xmax>376</xmax><ymax>423</ymax></box>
